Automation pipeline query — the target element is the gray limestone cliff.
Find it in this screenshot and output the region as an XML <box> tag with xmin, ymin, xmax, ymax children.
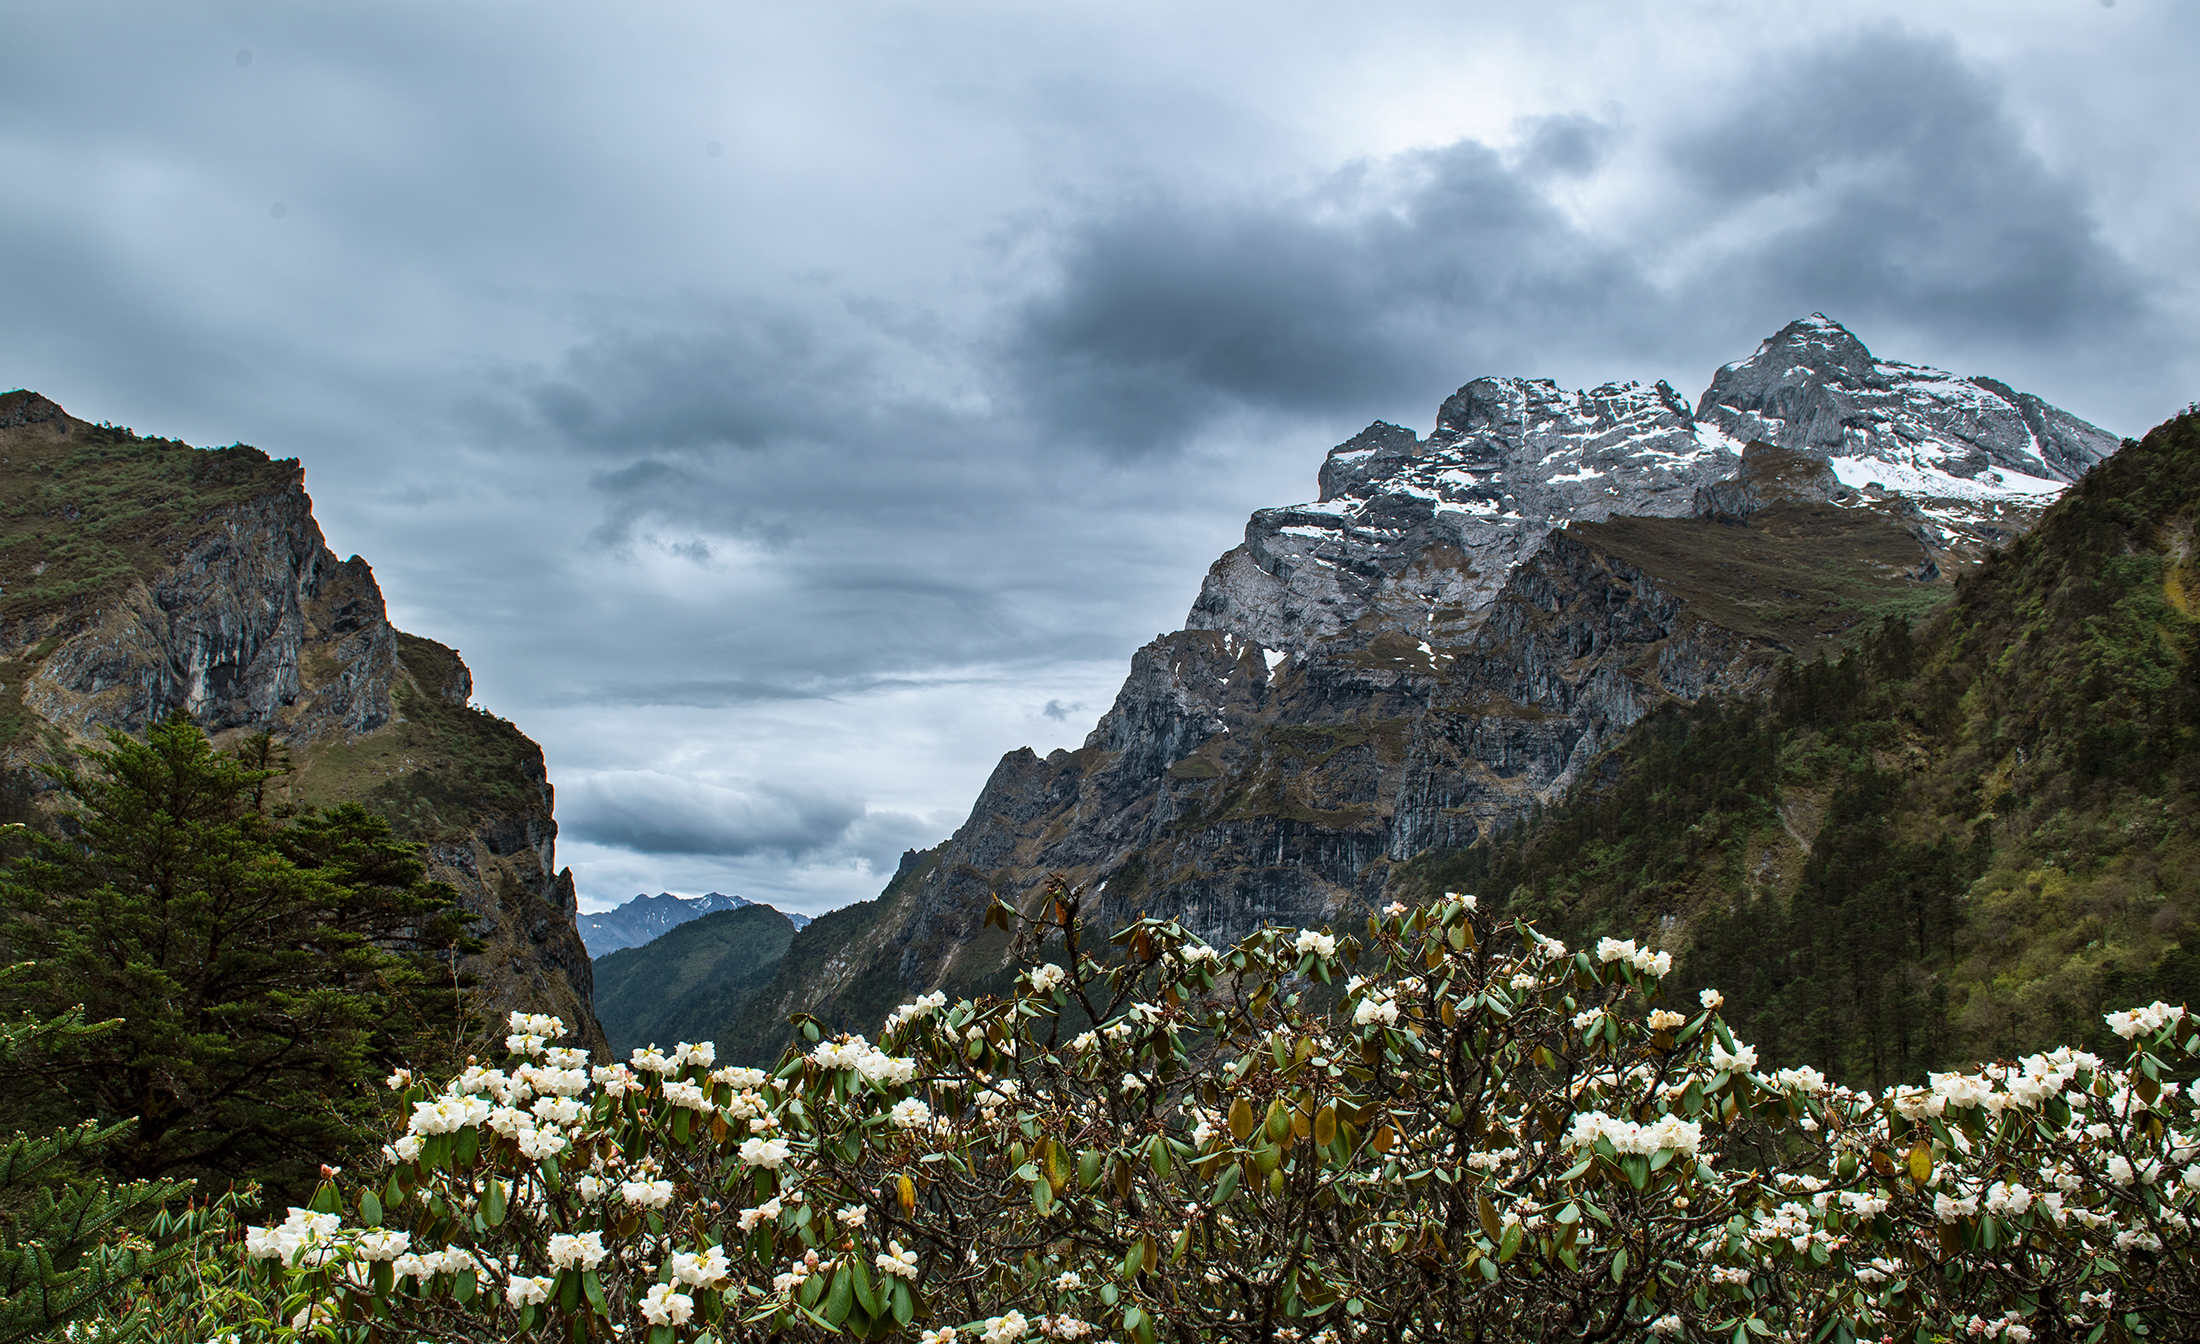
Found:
<box><xmin>725</xmin><ymin>317</ymin><xmax>2120</xmax><ymax>1060</ymax></box>
<box><xmin>0</xmin><ymin>393</ymin><xmax>604</xmax><ymax>1052</ymax></box>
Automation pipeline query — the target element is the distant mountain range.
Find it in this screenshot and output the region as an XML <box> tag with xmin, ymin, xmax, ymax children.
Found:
<box><xmin>578</xmin><ymin>891</ymin><xmax>810</xmax><ymax>957</ymax></box>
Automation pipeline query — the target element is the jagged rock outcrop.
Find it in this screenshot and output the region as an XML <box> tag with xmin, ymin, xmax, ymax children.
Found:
<box><xmin>24</xmin><ymin>478</ymin><xmax>398</xmax><ymax>741</ymax></box>
<box><xmin>0</xmin><ymin>395</ymin><xmax>604</xmax><ymax>1052</ymax></box>
<box><xmin>1695</xmin><ymin>315</ymin><xmax>2119</xmax><ymax>557</ymax></box>
<box><xmin>725</xmin><ymin>317</ymin><xmax>2120</xmax><ymax>1060</ymax></box>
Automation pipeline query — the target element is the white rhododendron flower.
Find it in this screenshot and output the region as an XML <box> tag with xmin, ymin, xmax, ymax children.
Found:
<box><xmin>740</xmin><ymin>1136</ymin><xmax>791</xmax><ymax>1168</ymax></box>
<box><xmin>506</xmin><ymin>1273</ymin><xmax>553</xmax><ymax>1307</ymax></box>
<box><xmin>739</xmin><ymin>1197</ymin><xmax>782</xmax><ymax>1231</ymax></box>
<box><xmin>1294</xmin><ymin>929</ymin><xmax>1336</xmax><ymax>956</ymax></box>
<box><xmin>1029</xmin><ymin>963</ymin><xmax>1067</xmax><ymax>993</ymax></box>
<box><xmin>1353</xmin><ymin>996</ymin><xmax>1399</xmax><ymax>1027</ymax></box>
<box><xmin>891</xmin><ymin>1098</ymin><xmax>932</xmax><ymax>1129</ymax></box>
<box><xmin>662</xmin><ymin>1080</ymin><xmax>715</xmax><ymax>1112</ymax></box>
<box><xmin>1700</xmin><ymin>988</ymin><xmax>1724</xmax><ymax>1009</ymax></box>
<box><xmin>352</xmin><ymin>1229</ymin><xmax>410</xmax><ymax>1261</ymax></box>
<box><xmin>243</xmin><ymin>1208</ymin><xmax>342</xmax><ymax>1264</ymax></box>
<box><xmin>981</xmin><ymin>1309</ymin><xmax>1031</xmax><ymax>1344</ymax></box>
<box><xmin>640</xmin><ymin>1282</ymin><xmax>694</xmax><ymax>1326</ymax></box>
<box><xmin>546</xmin><ymin>1231</ymin><xmax>608</xmax><ymax>1271</ymax></box>
<box><xmin>619</xmin><ymin>1178</ymin><xmax>674</xmax><ymax>1209</ymax></box>
<box><xmin>2105</xmin><ymin>1001</ymin><xmax>2186</xmax><ymax>1039</ymax></box>
<box><xmin>876</xmin><ymin>1239</ymin><xmax>919</xmax><ymax>1279</ymax></box>
<box><xmin>1709</xmin><ymin>1040</ymin><xmax>1757</xmax><ymax>1073</ymax></box>
<box><xmin>667</xmin><ymin>1244</ymin><xmax>731</xmax><ymax>1287</ymax></box>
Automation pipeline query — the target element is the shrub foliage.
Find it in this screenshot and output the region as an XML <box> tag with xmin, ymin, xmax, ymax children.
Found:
<box><xmin>188</xmin><ymin>880</ymin><xmax>2200</xmax><ymax>1343</ymax></box>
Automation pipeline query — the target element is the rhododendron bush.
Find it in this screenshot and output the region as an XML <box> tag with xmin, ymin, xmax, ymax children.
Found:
<box><xmin>203</xmin><ymin>884</ymin><xmax>2200</xmax><ymax>1342</ymax></box>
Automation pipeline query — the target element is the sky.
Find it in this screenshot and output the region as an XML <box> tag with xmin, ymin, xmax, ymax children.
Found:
<box><xmin>2</xmin><ymin>1</ymin><xmax>2194</xmax><ymax>917</ymax></box>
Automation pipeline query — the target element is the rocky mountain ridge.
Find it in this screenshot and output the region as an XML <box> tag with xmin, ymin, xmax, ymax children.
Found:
<box><xmin>722</xmin><ymin>316</ymin><xmax>2121</xmax><ymax>1060</ymax></box>
<box><xmin>580</xmin><ymin>891</ymin><xmax>812</xmax><ymax>957</ymax></box>
<box><xmin>0</xmin><ymin>392</ymin><xmax>604</xmax><ymax>1052</ymax></box>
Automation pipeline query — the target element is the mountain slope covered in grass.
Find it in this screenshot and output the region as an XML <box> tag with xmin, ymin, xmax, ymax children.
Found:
<box><xmin>1410</xmin><ymin>405</ymin><xmax>2200</xmax><ymax>1086</ymax></box>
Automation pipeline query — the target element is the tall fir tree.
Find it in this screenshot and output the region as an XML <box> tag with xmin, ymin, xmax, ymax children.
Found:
<box><xmin>0</xmin><ymin>714</ymin><xmax>475</xmax><ymax>1197</ymax></box>
<box><xmin>0</xmin><ymin>972</ymin><xmax>190</xmax><ymax>1344</ymax></box>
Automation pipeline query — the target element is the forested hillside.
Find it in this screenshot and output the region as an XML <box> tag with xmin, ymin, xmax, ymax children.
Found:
<box><xmin>591</xmin><ymin>904</ymin><xmax>798</xmax><ymax>1056</ymax></box>
<box><xmin>1412</xmin><ymin>405</ymin><xmax>2200</xmax><ymax>1087</ymax></box>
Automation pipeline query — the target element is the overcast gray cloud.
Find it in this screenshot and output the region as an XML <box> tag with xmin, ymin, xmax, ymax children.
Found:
<box><xmin>0</xmin><ymin>1</ymin><xmax>2191</xmax><ymax>913</ymax></box>
<box><xmin>1663</xmin><ymin>25</ymin><xmax>2147</xmax><ymax>361</ymax></box>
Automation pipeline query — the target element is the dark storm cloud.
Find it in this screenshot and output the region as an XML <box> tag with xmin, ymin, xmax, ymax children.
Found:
<box><xmin>1007</xmin><ymin>139</ymin><xmax>1654</xmax><ymax>448</ymax></box>
<box><xmin>1664</xmin><ymin>25</ymin><xmax>2145</xmax><ymax>347</ymax></box>
<box><xmin>561</xmin><ymin>772</ymin><xmax>866</xmax><ymax>860</ymax></box>
<box><xmin>1002</xmin><ymin>25</ymin><xmax>2153</xmax><ymax>445</ymax></box>
<box><xmin>534</xmin><ymin>310</ymin><xmax>883</xmax><ymax>455</ymax></box>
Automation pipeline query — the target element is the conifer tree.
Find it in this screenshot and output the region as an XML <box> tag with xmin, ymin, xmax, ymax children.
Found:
<box><xmin>0</xmin><ymin>974</ymin><xmax>188</xmax><ymax>1344</ymax></box>
<box><xmin>0</xmin><ymin>714</ymin><xmax>476</xmax><ymax>1197</ymax></box>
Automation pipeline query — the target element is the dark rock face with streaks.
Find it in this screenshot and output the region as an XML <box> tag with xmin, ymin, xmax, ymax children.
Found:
<box><xmin>724</xmin><ymin>317</ymin><xmax>2119</xmax><ymax>1060</ymax></box>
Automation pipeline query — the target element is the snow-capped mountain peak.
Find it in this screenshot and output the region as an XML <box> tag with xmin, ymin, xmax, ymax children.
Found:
<box><xmin>579</xmin><ymin>891</ymin><xmax>810</xmax><ymax>956</ymax></box>
<box><xmin>1186</xmin><ymin>316</ymin><xmax>2118</xmax><ymax>659</ymax></box>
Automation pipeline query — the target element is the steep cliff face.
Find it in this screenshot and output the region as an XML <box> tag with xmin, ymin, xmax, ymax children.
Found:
<box><xmin>0</xmin><ymin>393</ymin><xmax>603</xmax><ymax>1052</ymax></box>
<box><xmin>723</xmin><ymin>317</ymin><xmax>2120</xmax><ymax>1060</ymax></box>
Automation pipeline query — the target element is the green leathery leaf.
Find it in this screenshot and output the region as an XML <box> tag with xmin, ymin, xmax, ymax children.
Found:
<box><xmin>1212</xmin><ymin>1163</ymin><xmax>1241</xmax><ymax>1206</ymax></box>
<box><xmin>1477</xmin><ymin>1194</ymin><xmax>1502</xmax><ymax>1244</ymax></box>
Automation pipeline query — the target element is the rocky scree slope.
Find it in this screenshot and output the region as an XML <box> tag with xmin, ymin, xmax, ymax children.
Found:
<box><xmin>0</xmin><ymin>391</ymin><xmax>603</xmax><ymax>1052</ymax></box>
<box><xmin>724</xmin><ymin>317</ymin><xmax>2120</xmax><ymax>1060</ymax></box>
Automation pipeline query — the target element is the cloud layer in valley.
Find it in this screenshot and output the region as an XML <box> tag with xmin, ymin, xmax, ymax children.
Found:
<box><xmin>0</xmin><ymin>1</ymin><xmax>2191</xmax><ymax>912</ymax></box>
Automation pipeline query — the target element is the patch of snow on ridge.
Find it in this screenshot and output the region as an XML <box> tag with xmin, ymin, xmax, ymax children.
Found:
<box><xmin>1827</xmin><ymin>456</ymin><xmax>2065</xmax><ymax>501</ymax></box>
